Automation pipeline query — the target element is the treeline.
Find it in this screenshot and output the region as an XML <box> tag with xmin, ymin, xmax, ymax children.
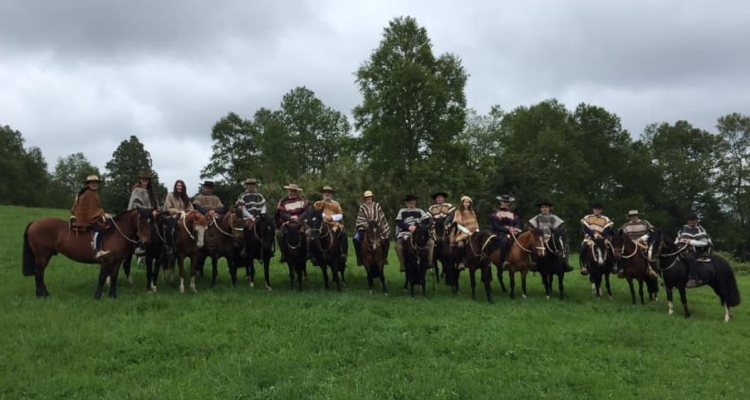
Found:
<box><xmin>1</xmin><ymin>16</ymin><xmax>748</xmax><ymax>258</ymax></box>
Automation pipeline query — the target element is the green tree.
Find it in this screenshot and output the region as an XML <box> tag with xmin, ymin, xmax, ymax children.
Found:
<box><xmin>0</xmin><ymin>125</ymin><xmax>50</xmax><ymax>207</ymax></box>
<box><xmin>50</xmin><ymin>152</ymin><xmax>101</xmax><ymax>203</ymax></box>
<box><xmin>103</xmin><ymin>135</ymin><xmax>164</xmax><ymax>213</ymax></box>
<box><xmin>201</xmin><ymin>112</ymin><xmax>258</xmax><ymax>184</ymax></box>
<box><xmin>353</xmin><ymin>16</ymin><xmax>468</xmax><ymax>187</ymax></box>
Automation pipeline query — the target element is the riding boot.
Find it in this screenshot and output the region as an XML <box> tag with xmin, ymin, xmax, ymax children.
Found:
<box><xmin>647</xmin><ymin>262</ymin><xmax>659</xmax><ymax>279</ymax></box>
<box><xmin>93</xmin><ymin>230</ymin><xmax>110</xmax><ymax>260</ymax></box>
<box><xmin>353</xmin><ymin>238</ymin><xmax>363</xmax><ymax>266</ymax></box>
<box><xmin>395</xmin><ymin>243</ymin><xmax>405</xmax><ymax>272</ymax></box>
<box><xmin>685</xmin><ymin>258</ymin><xmax>701</xmax><ymax>288</ymax></box>
<box><xmin>339</xmin><ymin>230</ymin><xmax>348</xmax><ymax>264</ymax></box>
<box><xmin>382</xmin><ymin>240</ymin><xmax>390</xmax><ymax>265</ymax></box>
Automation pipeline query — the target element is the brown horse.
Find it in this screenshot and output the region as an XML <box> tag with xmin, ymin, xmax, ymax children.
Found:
<box><xmin>611</xmin><ymin>229</ymin><xmax>659</xmax><ymax>304</ymax></box>
<box><xmin>201</xmin><ymin>212</ymin><xmax>243</xmax><ymax>287</ymax></box>
<box><xmin>361</xmin><ymin>220</ymin><xmax>387</xmax><ymax>294</ymax></box>
<box><xmin>22</xmin><ymin>208</ymin><xmax>154</xmax><ymax>299</ymax></box>
<box><xmin>163</xmin><ymin>211</ymin><xmax>208</xmax><ymax>293</ymax></box>
<box><xmin>490</xmin><ymin>229</ymin><xmax>537</xmax><ymax>299</ymax></box>
<box><xmin>460</xmin><ymin>229</ymin><xmax>500</xmax><ymax>303</ymax></box>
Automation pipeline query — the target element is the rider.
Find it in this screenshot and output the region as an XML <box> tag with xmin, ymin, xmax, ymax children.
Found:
<box><xmin>353</xmin><ymin>190</ymin><xmax>391</xmax><ymax>266</ymax></box>
<box><xmin>193</xmin><ymin>181</ymin><xmax>226</xmax><ymax>217</ymax></box>
<box><xmin>162</xmin><ymin>180</ymin><xmax>194</xmax><ymax>254</ymax></box>
<box><xmin>489</xmin><ymin>194</ymin><xmax>521</xmax><ymax>270</ymax></box>
<box><xmin>236</xmin><ymin>178</ymin><xmax>268</xmax><ymax>258</ymax></box>
<box><xmin>676</xmin><ymin>213</ymin><xmax>713</xmax><ymax>288</ymax></box>
<box><xmin>127</xmin><ymin>170</ymin><xmax>160</xmax><ymax>255</ymax></box>
<box><xmin>394</xmin><ymin>194</ymin><xmax>434</xmax><ymax>272</ymax></box>
<box><xmin>450</xmin><ymin>195</ymin><xmax>479</xmax><ymax>270</ymax></box>
<box><xmin>427</xmin><ymin>191</ymin><xmax>455</xmax><ymax>268</ymax></box>
<box><xmin>71</xmin><ymin>175</ymin><xmax>110</xmax><ymax>260</ymax></box>
<box><xmin>276</xmin><ymin>183</ymin><xmax>311</xmax><ymax>262</ymax></box>
<box><xmin>618</xmin><ymin>210</ymin><xmax>658</xmax><ymax>279</ymax></box>
<box><xmin>528</xmin><ymin>200</ymin><xmax>574</xmax><ymax>273</ymax></box>
<box><xmin>312</xmin><ymin>185</ymin><xmax>348</xmax><ymax>264</ymax></box>
<box><xmin>579</xmin><ymin>202</ymin><xmax>614</xmax><ymax>276</ymax></box>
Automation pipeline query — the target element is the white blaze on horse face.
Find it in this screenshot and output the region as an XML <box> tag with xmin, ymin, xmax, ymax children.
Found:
<box><xmin>195</xmin><ymin>225</ymin><xmax>207</xmax><ymax>247</ymax></box>
<box><xmin>596</xmin><ymin>248</ymin><xmax>604</xmax><ymax>265</ymax></box>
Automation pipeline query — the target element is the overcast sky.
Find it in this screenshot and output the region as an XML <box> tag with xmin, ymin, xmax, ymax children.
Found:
<box><xmin>2</xmin><ymin>0</ymin><xmax>748</xmax><ymax>196</ymax></box>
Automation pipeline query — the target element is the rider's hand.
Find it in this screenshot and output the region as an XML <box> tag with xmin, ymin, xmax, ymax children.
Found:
<box><xmin>324</xmin><ymin>214</ymin><xmax>332</xmax><ymax>222</ymax></box>
<box><xmin>408</xmin><ymin>225</ymin><xmax>416</xmax><ymax>233</ymax></box>
<box><xmin>291</xmin><ymin>215</ymin><xmax>298</xmax><ymax>221</ymax></box>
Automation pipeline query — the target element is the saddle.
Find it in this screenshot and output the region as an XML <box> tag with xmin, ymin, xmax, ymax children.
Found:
<box><xmin>69</xmin><ymin>216</ymin><xmax>111</xmax><ymax>234</ymax></box>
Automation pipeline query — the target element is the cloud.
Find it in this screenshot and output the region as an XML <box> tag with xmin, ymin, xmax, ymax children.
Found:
<box><xmin>1</xmin><ymin>0</ymin><xmax>748</xmax><ymax>199</ymax></box>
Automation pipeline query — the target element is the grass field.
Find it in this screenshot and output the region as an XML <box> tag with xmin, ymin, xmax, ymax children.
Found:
<box><xmin>1</xmin><ymin>205</ymin><xmax>749</xmax><ymax>400</ymax></box>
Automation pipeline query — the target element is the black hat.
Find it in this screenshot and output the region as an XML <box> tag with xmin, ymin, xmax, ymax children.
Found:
<box><xmin>496</xmin><ymin>195</ymin><xmax>515</xmax><ymax>202</ymax></box>
<box><xmin>686</xmin><ymin>212</ymin><xmax>699</xmax><ymax>221</ymax></box>
<box><xmin>431</xmin><ymin>191</ymin><xmax>448</xmax><ymax>200</ymax></box>
<box><xmin>202</xmin><ymin>181</ymin><xmax>215</xmax><ymax>187</ymax></box>
<box><xmin>591</xmin><ymin>202</ymin><xmax>604</xmax><ymax>209</ymax></box>
<box><xmin>535</xmin><ymin>199</ymin><xmax>553</xmax><ymax>207</ymax></box>
<box><xmin>403</xmin><ymin>194</ymin><xmax>418</xmax><ymax>202</ymax></box>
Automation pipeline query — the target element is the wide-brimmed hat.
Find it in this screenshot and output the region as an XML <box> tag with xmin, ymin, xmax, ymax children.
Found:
<box><xmin>627</xmin><ymin>210</ymin><xmax>641</xmax><ymax>217</ymax></box>
<box><xmin>686</xmin><ymin>212</ymin><xmax>699</xmax><ymax>220</ymax></box>
<box><xmin>496</xmin><ymin>195</ymin><xmax>515</xmax><ymax>202</ymax></box>
<box><xmin>243</xmin><ymin>178</ymin><xmax>257</xmax><ymax>185</ymax></box>
<box><xmin>202</xmin><ymin>181</ymin><xmax>215</xmax><ymax>187</ymax></box>
<box><xmin>460</xmin><ymin>195</ymin><xmax>473</xmax><ymax>203</ymax></box>
<box><xmin>82</xmin><ymin>175</ymin><xmax>101</xmax><ymax>183</ymax></box>
<box><xmin>591</xmin><ymin>202</ymin><xmax>604</xmax><ymax>209</ymax></box>
<box><xmin>321</xmin><ymin>185</ymin><xmax>335</xmax><ymax>193</ymax></box>
<box><xmin>138</xmin><ymin>171</ymin><xmax>152</xmax><ymax>180</ymax></box>
<box><xmin>283</xmin><ymin>183</ymin><xmax>303</xmax><ymax>191</ymax></box>
<box><xmin>403</xmin><ymin>194</ymin><xmax>418</xmax><ymax>202</ymax></box>
<box><xmin>431</xmin><ymin>191</ymin><xmax>448</xmax><ymax>200</ymax></box>
<box><xmin>363</xmin><ymin>190</ymin><xmax>374</xmax><ymax>198</ymax></box>
<box><xmin>535</xmin><ymin>199</ymin><xmax>553</xmax><ymax>207</ymax></box>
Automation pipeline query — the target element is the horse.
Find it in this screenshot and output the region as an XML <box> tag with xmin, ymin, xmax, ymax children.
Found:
<box><xmin>433</xmin><ymin>216</ymin><xmax>456</xmax><ymax>289</ymax></box>
<box><xmin>611</xmin><ymin>228</ymin><xmax>659</xmax><ymax>305</ymax></box>
<box><xmin>240</xmin><ymin>213</ymin><xmax>276</xmax><ymax>290</ymax></box>
<box><xmin>361</xmin><ymin>220</ymin><xmax>388</xmax><ymax>294</ymax></box>
<box><xmin>402</xmin><ymin>223</ymin><xmax>432</xmax><ymax>298</ymax></box>
<box><xmin>308</xmin><ymin>209</ymin><xmax>344</xmax><ymax>291</ymax></box>
<box><xmin>534</xmin><ymin>230</ymin><xmax>569</xmax><ymax>300</ymax></box>
<box><xmin>22</xmin><ymin>208</ymin><xmax>154</xmax><ymax>299</ymax></box>
<box><xmin>200</xmin><ymin>212</ymin><xmax>243</xmax><ymax>287</ymax></box>
<box><xmin>489</xmin><ymin>229</ymin><xmax>535</xmax><ymax>299</ymax></box>
<box><xmin>280</xmin><ymin>219</ymin><xmax>307</xmax><ymax>291</ymax></box>
<box><xmin>647</xmin><ymin>230</ymin><xmax>741</xmax><ymax>321</ymax></box>
<box><xmin>583</xmin><ymin>236</ymin><xmax>614</xmax><ymax>298</ymax></box>
<box><xmin>162</xmin><ymin>211</ymin><xmax>208</xmax><ymax>293</ymax></box>
<box><xmin>118</xmin><ymin>210</ymin><xmax>171</xmax><ymax>292</ymax></box>
<box><xmin>459</xmin><ymin>229</ymin><xmax>499</xmax><ymax>303</ymax></box>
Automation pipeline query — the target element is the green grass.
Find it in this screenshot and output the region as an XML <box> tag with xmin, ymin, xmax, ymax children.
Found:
<box><xmin>1</xmin><ymin>205</ymin><xmax>749</xmax><ymax>400</ymax></box>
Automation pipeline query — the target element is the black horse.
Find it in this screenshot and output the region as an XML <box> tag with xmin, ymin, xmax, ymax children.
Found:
<box><xmin>280</xmin><ymin>219</ymin><xmax>307</xmax><ymax>291</ymax></box>
<box><xmin>648</xmin><ymin>230</ymin><xmax>741</xmax><ymax>321</ymax></box>
<box><xmin>583</xmin><ymin>236</ymin><xmax>614</xmax><ymax>298</ymax></box>
<box><xmin>535</xmin><ymin>230</ymin><xmax>568</xmax><ymax>300</ymax></box>
<box><xmin>308</xmin><ymin>209</ymin><xmax>344</xmax><ymax>291</ymax></box>
<box><xmin>403</xmin><ymin>222</ymin><xmax>432</xmax><ymax>298</ymax></box>
<box><xmin>432</xmin><ymin>216</ymin><xmax>450</xmax><ymax>283</ymax></box>
<box><xmin>240</xmin><ymin>213</ymin><xmax>276</xmax><ymax>290</ymax></box>
<box><xmin>121</xmin><ymin>210</ymin><xmax>169</xmax><ymax>293</ymax></box>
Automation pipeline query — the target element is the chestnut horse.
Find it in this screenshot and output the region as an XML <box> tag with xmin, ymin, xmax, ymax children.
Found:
<box><xmin>490</xmin><ymin>229</ymin><xmax>536</xmax><ymax>299</ymax></box>
<box><xmin>361</xmin><ymin>220</ymin><xmax>387</xmax><ymax>294</ymax></box>
<box><xmin>201</xmin><ymin>212</ymin><xmax>243</xmax><ymax>287</ymax></box>
<box><xmin>611</xmin><ymin>229</ymin><xmax>658</xmax><ymax>304</ymax></box>
<box><xmin>162</xmin><ymin>211</ymin><xmax>208</xmax><ymax>293</ymax></box>
<box><xmin>460</xmin><ymin>229</ymin><xmax>500</xmax><ymax>303</ymax></box>
<box><xmin>22</xmin><ymin>208</ymin><xmax>154</xmax><ymax>299</ymax></box>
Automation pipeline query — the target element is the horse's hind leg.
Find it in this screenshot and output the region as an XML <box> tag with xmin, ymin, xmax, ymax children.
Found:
<box><xmin>366</xmin><ymin>266</ymin><xmax>374</xmax><ymax>293</ymax></box>
<box><xmin>677</xmin><ymin>286</ymin><xmax>690</xmax><ymax>318</ymax></box>
<box><xmin>482</xmin><ymin>266</ymin><xmax>493</xmax><ymax>303</ymax></box>
<box><xmin>497</xmin><ymin>266</ymin><xmax>507</xmax><ymax>293</ymax></box>
<box><xmin>189</xmin><ymin>256</ymin><xmax>198</xmax><ymax>293</ymax></box>
<box><xmin>263</xmin><ymin>257</ymin><xmax>272</xmax><ymax>291</ymax></box>
<box><xmin>557</xmin><ymin>272</ymin><xmax>565</xmax><ymax>300</ymax></box>
<box><xmin>33</xmin><ymin>254</ymin><xmax>51</xmax><ymax>297</ymax></box>
<box><xmin>508</xmin><ymin>270</ymin><xmax>516</xmax><ymax>299</ymax></box>
<box><xmin>177</xmin><ymin>257</ymin><xmax>186</xmax><ymax>293</ymax></box>
<box><xmin>627</xmin><ymin>278</ymin><xmax>636</xmax><ymax>305</ymax></box>
<box><xmin>604</xmin><ymin>272</ymin><xmax>612</xmax><ymax>299</ymax></box>
<box><xmin>379</xmin><ymin>266</ymin><xmax>388</xmax><ymax>295</ymax></box>
<box><xmin>638</xmin><ymin>280</ymin><xmax>645</xmax><ymax>305</ymax></box>
<box><xmin>470</xmin><ymin>268</ymin><xmax>477</xmax><ymax>300</ymax></box>
<box><xmin>211</xmin><ymin>256</ymin><xmax>219</xmax><ymax>287</ymax></box>
<box><xmin>94</xmin><ymin>264</ymin><xmax>109</xmax><ymax>300</ymax></box>
<box><xmin>108</xmin><ymin>262</ymin><xmax>121</xmax><ymax>299</ymax></box>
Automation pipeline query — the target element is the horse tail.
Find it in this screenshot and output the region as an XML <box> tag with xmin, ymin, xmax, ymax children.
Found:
<box><xmin>715</xmin><ymin>258</ymin><xmax>741</xmax><ymax>308</ymax></box>
<box><xmin>22</xmin><ymin>222</ymin><xmax>36</xmax><ymax>277</ymax></box>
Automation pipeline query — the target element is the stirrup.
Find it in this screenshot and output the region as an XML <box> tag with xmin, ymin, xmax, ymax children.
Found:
<box><xmin>580</xmin><ymin>267</ymin><xmax>589</xmax><ymax>276</ymax></box>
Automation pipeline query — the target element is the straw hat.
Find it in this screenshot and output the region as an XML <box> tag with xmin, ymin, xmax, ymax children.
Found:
<box><xmin>82</xmin><ymin>175</ymin><xmax>101</xmax><ymax>183</ymax></box>
<box><xmin>283</xmin><ymin>183</ymin><xmax>303</xmax><ymax>191</ymax></box>
<box><xmin>627</xmin><ymin>210</ymin><xmax>640</xmax><ymax>217</ymax></box>
<box><xmin>363</xmin><ymin>190</ymin><xmax>374</xmax><ymax>198</ymax></box>
<box><xmin>321</xmin><ymin>185</ymin><xmax>335</xmax><ymax>193</ymax></box>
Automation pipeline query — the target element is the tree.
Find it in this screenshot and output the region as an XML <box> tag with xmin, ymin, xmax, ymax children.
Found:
<box><xmin>201</xmin><ymin>112</ymin><xmax>258</xmax><ymax>184</ymax></box>
<box><xmin>353</xmin><ymin>16</ymin><xmax>468</xmax><ymax>188</ymax></box>
<box><xmin>50</xmin><ymin>152</ymin><xmax>101</xmax><ymax>203</ymax></box>
<box><xmin>0</xmin><ymin>125</ymin><xmax>50</xmax><ymax>207</ymax></box>
<box><xmin>103</xmin><ymin>135</ymin><xmax>164</xmax><ymax>213</ymax></box>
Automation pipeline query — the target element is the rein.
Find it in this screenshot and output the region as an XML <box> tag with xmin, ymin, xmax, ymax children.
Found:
<box><xmin>110</xmin><ymin>212</ymin><xmax>141</xmax><ymax>244</ymax></box>
<box><xmin>469</xmin><ymin>234</ymin><xmax>497</xmax><ymax>260</ymax></box>
<box><xmin>210</xmin><ymin>214</ymin><xmax>235</xmax><ymax>237</ymax></box>
<box><xmin>511</xmin><ymin>231</ymin><xmax>535</xmax><ymax>253</ymax></box>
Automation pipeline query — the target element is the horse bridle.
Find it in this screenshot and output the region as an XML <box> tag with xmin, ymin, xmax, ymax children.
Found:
<box><xmin>364</xmin><ymin>223</ymin><xmax>382</xmax><ymax>250</ymax></box>
<box><xmin>109</xmin><ymin>209</ymin><xmax>147</xmax><ymax>245</ymax></box>
<box><xmin>647</xmin><ymin>235</ymin><xmax>688</xmax><ymax>271</ymax></box>
<box><xmin>468</xmin><ymin>234</ymin><xmax>498</xmax><ymax>261</ymax></box>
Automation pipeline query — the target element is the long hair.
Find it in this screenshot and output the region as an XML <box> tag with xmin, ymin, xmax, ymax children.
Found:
<box><xmin>173</xmin><ymin>180</ymin><xmax>189</xmax><ymax>207</ymax></box>
<box><xmin>132</xmin><ymin>180</ymin><xmax>159</xmax><ymax>208</ymax></box>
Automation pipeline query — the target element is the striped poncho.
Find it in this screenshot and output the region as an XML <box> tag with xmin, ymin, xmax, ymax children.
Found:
<box><xmin>356</xmin><ymin>202</ymin><xmax>391</xmax><ymax>240</ymax></box>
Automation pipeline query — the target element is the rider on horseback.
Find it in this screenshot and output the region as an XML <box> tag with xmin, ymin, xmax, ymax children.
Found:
<box><xmin>428</xmin><ymin>191</ymin><xmax>455</xmax><ymax>268</ymax></box>
<box><xmin>193</xmin><ymin>181</ymin><xmax>226</xmax><ymax>217</ymax></box>
<box><xmin>127</xmin><ymin>171</ymin><xmax>160</xmax><ymax>255</ymax></box>
<box><xmin>677</xmin><ymin>213</ymin><xmax>713</xmax><ymax>288</ymax></box>
<box><xmin>71</xmin><ymin>175</ymin><xmax>111</xmax><ymax>260</ymax></box>
<box><xmin>618</xmin><ymin>210</ymin><xmax>658</xmax><ymax>279</ymax></box>
<box><xmin>395</xmin><ymin>194</ymin><xmax>434</xmax><ymax>272</ymax></box>
<box><xmin>489</xmin><ymin>194</ymin><xmax>521</xmax><ymax>270</ymax></box>
<box><xmin>313</xmin><ymin>185</ymin><xmax>348</xmax><ymax>265</ymax></box>
<box><xmin>236</xmin><ymin>178</ymin><xmax>268</xmax><ymax>258</ymax></box>
<box><xmin>449</xmin><ymin>196</ymin><xmax>479</xmax><ymax>270</ymax></box>
<box><xmin>276</xmin><ymin>183</ymin><xmax>311</xmax><ymax>262</ymax></box>
<box><xmin>163</xmin><ymin>180</ymin><xmax>194</xmax><ymax>255</ymax></box>
<box><xmin>579</xmin><ymin>202</ymin><xmax>613</xmax><ymax>276</ymax></box>
<box><xmin>528</xmin><ymin>200</ymin><xmax>574</xmax><ymax>272</ymax></box>
<box><xmin>353</xmin><ymin>190</ymin><xmax>391</xmax><ymax>266</ymax></box>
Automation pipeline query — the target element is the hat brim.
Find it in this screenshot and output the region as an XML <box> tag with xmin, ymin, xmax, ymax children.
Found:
<box><xmin>283</xmin><ymin>186</ymin><xmax>302</xmax><ymax>191</ymax></box>
<box><xmin>430</xmin><ymin>192</ymin><xmax>448</xmax><ymax>200</ymax></box>
<box><xmin>535</xmin><ymin>203</ymin><xmax>553</xmax><ymax>207</ymax></box>
<box><xmin>496</xmin><ymin>196</ymin><xmax>515</xmax><ymax>202</ymax></box>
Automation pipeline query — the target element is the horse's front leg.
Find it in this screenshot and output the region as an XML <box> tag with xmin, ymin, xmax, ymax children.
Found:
<box><xmin>677</xmin><ymin>286</ymin><xmax>690</xmax><ymax>318</ymax></box>
<box><xmin>638</xmin><ymin>279</ymin><xmax>645</xmax><ymax>305</ymax></box>
<box><xmin>482</xmin><ymin>265</ymin><xmax>493</xmax><ymax>303</ymax></box>
<box><xmin>189</xmin><ymin>253</ymin><xmax>198</xmax><ymax>293</ymax></box>
<box><xmin>94</xmin><ymin>264</ymin><xmax>109</xmax><ymax>299</ymax></box>
<box><xmin>211</xmin><ymin>255</ymin><xmax>219</xmax><ymax>287</ymax></box>
<box><xmin>508</xmin><ymin>269</ymin><xmax>516</xmax><ymax>299</ymax></box>
<box><xmin>332</xmin><ymin>261</ymin><xmax>342</xmax><ymax>292</ymax></box>
<box><xmin>263</xmin><ymin>255</ymin><xmax>272</xmax><ymax>291</ymax></box>
<box><xmin>177</xmin><ymin>255</ymin><xmax>186</xmax><ymax>293</ymax></box>
<box><xmin>469</xmin><ymin>266</ymin><xmax>477</xmax><ymax>300</ymax></box>
<box><xmin>379</xmin><ymin>263</ymin><xmax>388</xmax><ymax>295</ymax></box>
<box><xmin>108</xmin><ymin>262</ymin><xmax>121</xmax><ymax>299</ymax></box>
<box><xmin>604</xmin><ymin>270</ymin><xmax>612</xmax><ymax>299</ymax></box>
<box><xmin>557</xmin><ymin>271</ymin><xmax>565</xmax><ymax>300</ymax></box>
<box><xmin>627</xmin><ymin>277</ymin><xmax>636</xmax><ymax>305</ymax></box>
<box><xmin>497</xmin><ymin>264</ymin><xmax>507</xmax><ymax>293</ymax></box>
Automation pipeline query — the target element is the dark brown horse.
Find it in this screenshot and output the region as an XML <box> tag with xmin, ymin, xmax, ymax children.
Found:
<box><xmin>361</xmin><ymin>220</ymin><xmax>387</xmax><ymax>294</ymax></box>
<box><xmin>583</xmin><ymin>236</ymin><xmax>614</xmax><ymax>298</ymax></box>
<box><xmin>162</xmin><ymin>211</ymin><xmax>208</xmax><ymax>293</ymax></box>
<box><xmin>460</xmin><ymin>229</ymin><xmax>500</xmax><ymax>303</ymax></box>
<box><xmin>403</xmin><ymin>223</ymin><xmax>431</xmax><ymax>298</ymax></box>
<box><xmin>22</xmin><ymin>208</ymin><xmax>154</xmax><ymax>299</ymax></box>
<box><xmin>240</xmin><ymin>213</ymin><xmax>276</xmax><ymax>290</ymax></box>
<box><xmin>490</xmin><ymin>229</ymin><xmax>536</xmax><ymax>299</ymax></box>
<box><xmin>611</xmin><ymin>229</ymin><xmax>659</xmax><ymax>304</ymax></box>
<box><xmin>308</xmin><ymin>209</ymin><xmax>344</xmax><ymax>291</ymax></box>
<box><xmin>281</xmin><ymin>219</ymin><xmax>307</xmax><ymax>291</ymax></box>
<box><xmin>201</xmin><ymin>212</ymin><xmax>243</xmax><ymax>287</ymax></box>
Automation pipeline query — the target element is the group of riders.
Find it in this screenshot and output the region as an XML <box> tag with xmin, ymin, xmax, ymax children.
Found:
<box><xmin>69</xmin><ymin>173</ymin><xmax>714</xmax><ymax>288</ymax></box>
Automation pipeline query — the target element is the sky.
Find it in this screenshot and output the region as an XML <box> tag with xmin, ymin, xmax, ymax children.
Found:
<box><xmin>1</xmin><ymin>0</ymin><xmax>748</xmax><ymax>194</ymax></box>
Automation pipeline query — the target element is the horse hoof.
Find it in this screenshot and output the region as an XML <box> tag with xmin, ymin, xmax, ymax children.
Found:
<box><xmin>93</xmin><ymin>292</ymin><xmax>102</xmax><ymax>300</ymax></box>
<box><xmin>250</xmin><ymin>282</ymin><xmax>255</xmax><ymax>288</ymax></box>
<box><xmin>265</xmin><ymin>285</ymin><xmax>273</xmax><ymax>292</ymax></box>
<box><xmin>179</xmin><ymin>286</ymin><xmax>185</xmax><ymax>294</ymax></box>
<box><xmin>151</xmin><ymin>286</ymin><xmax>157</xmax><ymax>293</ymax></box>
<box><xmin>128</xmin><ymin>276</ymin><xmax>134</xmax><ymax>285</ymax></box>
<box><xmin>546</xmin><ymin>296</ymin><xmax>550</xmax><ymax>300</ymax></box>
<box><xmin>105</xmin><ymin>277</ymin><xmax>111</xmax><ymax>286</ymax></box>
<box><xmin>36</xmin><ymin>290</ymin><xmax>50</xmax><ymax>298</ymax></box>
<box><xmin>521</xmin><ymin>294</ymin><xmax>527</xmax><ymax>299</ymax></box>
